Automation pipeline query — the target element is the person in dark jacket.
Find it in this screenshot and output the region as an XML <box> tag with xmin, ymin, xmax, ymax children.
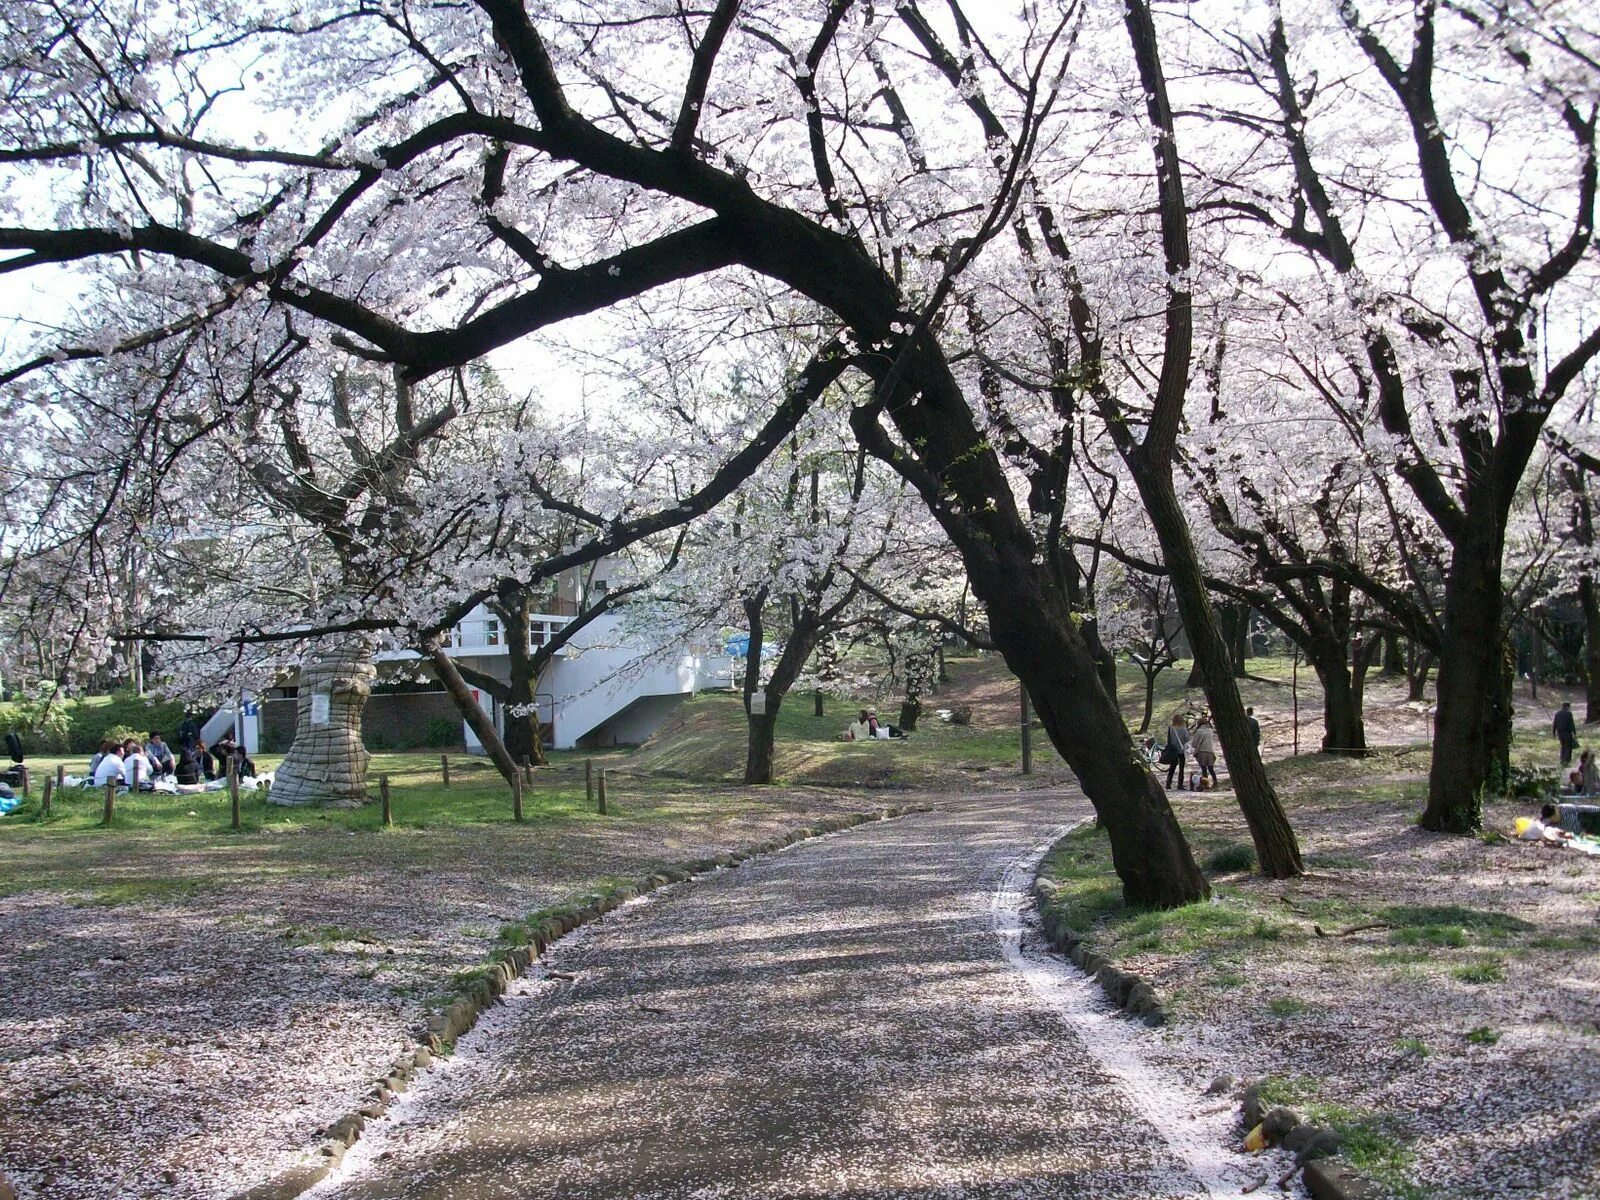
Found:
<box><xmin>177</xmin><ymin>712</ymin><xmax>200</xmax><ymax>753</ymax></box>
<box><xmin>208</xmin><ymin>732</ymin><xmax>237</xmax><ymax>777</ymax></box>
<box><xmin>1554</xmin><ymin>702</ymin><xmax>1578</xmax><ymax>766</ymax></box>
<box><xmin>1161</xmin><ymin>714</ymin><xmax>1189</xmax><ymax>791</ymax></box>
<box><xmin>174</xmin><ymin>745</ymin><xmax>203</xmax><ymax>785</ymax></box>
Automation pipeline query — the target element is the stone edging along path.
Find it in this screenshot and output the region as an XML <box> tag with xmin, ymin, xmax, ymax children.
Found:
<box><xmin>1031</xmin><ymin>841</ymin><xmax>1380</xmax><ymax>1200</ymax></box>
<box><xmin>231</xmin><ymin>803</ymin><xmax>931</xmax><ymax>1200</ymax></box>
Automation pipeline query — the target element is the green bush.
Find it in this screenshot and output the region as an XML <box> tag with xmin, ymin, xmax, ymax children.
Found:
<box><xmin>422</xmin><ymin>717</ymin><xmax>461</xmax><ymax>747</ymax></box>
<box><xmin>1508</xmin><ymin>760</ymin><xmax>1559</xmax><ymax>799</ymax></box>
<box><xmin>65</xmin><ymin>692</ymin><xmax>188</xmax><ymax>754</ymax></box>
<box><xmin>0</xmin><ymin>682</ymin><xmax>75</xmax><ymax>753</ymax></box>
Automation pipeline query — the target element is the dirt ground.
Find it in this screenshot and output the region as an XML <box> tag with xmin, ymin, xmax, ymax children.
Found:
<box><xmin>1049</xmin><ymin>672</ymin><xmax>1600</xmax><ymax>1200</ymax></box>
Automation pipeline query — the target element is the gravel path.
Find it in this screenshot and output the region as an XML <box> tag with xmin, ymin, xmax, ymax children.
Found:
<box><xmin>312</xmin><ymin>792</ymin><xmax>1271</xmax><ymax>1200</ymax></box>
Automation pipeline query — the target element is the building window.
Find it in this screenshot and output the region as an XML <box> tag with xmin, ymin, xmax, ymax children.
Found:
<box><xmin>485</xmin><ymin>618</ymin><xmax>501</xmax><ymax>647</ymax></box>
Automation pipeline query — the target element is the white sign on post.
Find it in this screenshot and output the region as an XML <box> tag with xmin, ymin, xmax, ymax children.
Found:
<box><xmin>309</xmin><ymin>692</ymin><xmax>331</xmax><ymax>726</ymax></box>
<box><xmin>748</xmin><ymin>692</ymin><xmax>767</xmax><ymax>716</ymax></box>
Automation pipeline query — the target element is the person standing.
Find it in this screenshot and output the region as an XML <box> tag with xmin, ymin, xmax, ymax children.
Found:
<box><xmin>1191</xmin><ymin>715</ymin><xmax>1220</xmax><ymax>788</ymax></box>
<box><xmin>1554</xmin><ymin>701</ymin><xmax>1578</xmax><ymax>766</ymax></box>
<box><xmin>1161</xmin><ymin>713</ymin><xmax>1189</xmax><ymax>791</ymax></box>
<box><xmin>177</xmin><ymin>711</ymin><xmax>200</xmax><ymax>754</ymax></box>
<box><xmin>1246</xmin><ymin>705</ymin><xmax>1261</xmax><ymax>749</ymax></box>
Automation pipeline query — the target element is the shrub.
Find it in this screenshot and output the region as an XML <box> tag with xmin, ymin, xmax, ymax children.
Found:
<box><xmin>0</xmin><ymin>682</ymin><xmax>75</xmax><ymax>753</ymax></box>
<box><xmin>1508</xmin><ymin>760</ymin><xmax>1559</xmax><ymax>799</ymax></box>
<box><xmin>65</xmin><ymin>692</ymin><xmax>188</xmax><ymax>753</ymax></box>
<box><xmin>422</xmin><ymin>717</ymin><xmax>460</xmax><ymax>747</ymax></box>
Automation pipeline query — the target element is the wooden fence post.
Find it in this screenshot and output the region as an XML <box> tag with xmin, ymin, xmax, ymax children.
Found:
<box><xmin>39</xmin><ymin>778</ymin><xmax>53</xmax><ymax>819</ymax></box>
<box><xmin>522</xmin><ymin>755</ymin><xmax>534</xmax><ymax>785</ymax></box>
<box><xmin>585</xmin><ymin>759</ymin><xmax>594</xmax><ymax>807</ymax></box>
<box><xmin>19</xmin><ymin>764</ymin><xmax>29</xmax><ymax>798</ymax></box>
<box><xmin>512</xmin><ymin>772</ymin><xmax>524</xmax><ymax>823</ymax></box>
<box><xmin>597</xmin><ymin>770</ymin><xmax>608</xmax><ymax>816</ymax></box>
<box><xmin>55</xmin><ymin>763</ymin><xmax>65</xmax><ymax>791</ymax></box>
<box><xmin>228</xmin><ymin>761</ymin><xmax>241</xmax><ymax>832</ymax></box>
<box><xmin>441</xmin><ymin>754</ymin><xmax>450</xmax><ymax>788</ymax></box>
<box><xmin>380</xmin><ymin>774</ymin><xmax>392</xmax><ymax>827</ymax></box>
<box><xmin>103</xmin><ymin>781</ymin><xmax>116</xmax><ymax>826</ymax></box>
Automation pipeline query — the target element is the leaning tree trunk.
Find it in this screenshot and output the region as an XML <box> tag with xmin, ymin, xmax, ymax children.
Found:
<box><xmin>1134</xmin><ymin>471</ymin><xmax>1304</xmax><ymax>878</ymax></box>
<box><xmin>1424</xmin><ymin>538</ymin><xmax>1512</xmax><ymax>832</ymax></box>
<box><xmin>428</xmin><ymin>642</ymin><xmax>520</xmax><ymax>786</ymax></box>
<box><xmin>852</xmin><ymin>364</ymin><xmax>1208</xmax><ymax>907</ymax></box>
<box><xmin>269</xmin><ymin>637</ymin><xmax>377</xmax><ymax>807</ymax></box>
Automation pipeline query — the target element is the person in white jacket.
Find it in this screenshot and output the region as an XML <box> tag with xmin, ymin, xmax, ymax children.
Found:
<box><xmin>92</xmin><ymin>748</ymin><xmax>125</xmax><ymax>788</ymax></box>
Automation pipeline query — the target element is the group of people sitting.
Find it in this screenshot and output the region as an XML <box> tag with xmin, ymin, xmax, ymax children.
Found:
<box><xmin>841</xmin><ymin>708</ymin><xmax>907</xmax><ymax>741</ymax></box>
<box><xmin>88</xmin><ymin>729</ymin><xmax>255</xmax><ymax>790</ymax></box>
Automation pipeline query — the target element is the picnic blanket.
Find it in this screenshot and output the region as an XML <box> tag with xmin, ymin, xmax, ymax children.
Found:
<box><xmin>0</xmin><ymin>793</ymin><xmax>20</xmax><ymax>815</ymax></box>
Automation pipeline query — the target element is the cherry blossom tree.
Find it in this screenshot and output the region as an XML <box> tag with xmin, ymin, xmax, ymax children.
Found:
<box><xmin>1182</xmin><ymin>0</ymin><xmax>1600</xmax><ymax>829</ymax></box>
<box><xmin>0</xmin><ymin>0</ymin><xmax>1345</xmax><ymax>903</ymax></box>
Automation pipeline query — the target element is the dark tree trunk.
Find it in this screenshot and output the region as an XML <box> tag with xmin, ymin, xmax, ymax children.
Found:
<box><xmin>1186</xmin><ymin>657</ymin><xmax>1206</xmax><ymax>688</ymax></box>
<box><xmin>1581</xmin><ymin>575</ymin><xmax>1600</xmax><ymax>724</ymax></box>
<box><xmin>741</xmin><ymin>593</ymin><xmax>772</xmax><ymax>785</ymax></box>
<box><xmin>1132</xmin><ymin>472</ymin><xmax>1304</xmax><ymax>878</ymax></box>
<box><xmin>857</xmin><ymin>395</ymin><xmax>1208</xmax><ymax>902</ymax></box>
<box><xmin>1382</xmin><ymin>633</ymin><xmax>1406</xmax><ymax>676</ymax></box>
<box><xmin>1139</xmin><ymin>666</ymin><xmax>1164</xmax><ymax>734</ymax></box>
<box><xmin>1424</xmin><ymin>542</ymin><xmax>1511</xmax><ymax>832</ymax></box>
<box><xmin>937</xmin><ymin>644</ymin><xmax>950</xmax><ymax>683</ymax></box>
<box><xmin>1081</xmin><ymin>615</ymin><xmax>1120</xmax><ymax>698</ymax></box>
<box><xmin>1313</xmin><ymin>651</ymin><xmax>1366</xmax><ymax>755</ymax></box>
<box><xmin>495</xmin><ymin>596</ymin><xmax>547</xmax><ymax>768</ymax></box>
<box><xmin>899</xmin><ymin>696</ymin><xmax>921</xmax><ymax>732</ymax></box>
<box><xmin>745</xmin><ymin>710</ymin><xmax>778</xmax><ymax>784</ymax></box>
<box><xmin>814</xmin><ymin>688</ymin><xmax>825</xmax><ymax>718</ymax></box>
<box><xmin>1224</xmin><ymin>605</ymin><xmax>1248</xmax><ymax>676</ymax></box>
<box><xmin>1407</xmin><ymin>644</ymin><xmax>1434</xmax><ymax>702</ymax></box>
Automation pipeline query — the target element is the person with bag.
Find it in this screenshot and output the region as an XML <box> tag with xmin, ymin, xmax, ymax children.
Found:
<box><xmin>1160</xmin><ymin>713</ymin><xmax>1189</xmax><ymax>791</ymax></box>
<box><xmin>1191</xmin><ymin>715</ymin><xmax>1219</xmax><ymax>789</ymax></box>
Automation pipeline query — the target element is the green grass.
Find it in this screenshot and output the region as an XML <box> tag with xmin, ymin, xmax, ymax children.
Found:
<box><xmin>1466</xmin><ymin>1026</ymin><xmax>1500</xmax><ymax>1045</ymax></box>
<box><xmin>1451</xmin><ymin>958</ymin><xmax>1506</xmax><ymax>984</ymax></box>
<box><xmin>0</xmin><ymin>747</ymin><xmax>807</xmax><ymax>906</ymax></box>
<box><xmin>1203</xmin><ymin>843</ymin><xmax>1256</xmax><ymax>874</ymax></box>
<box><xmin>1301</xmin><ymin>1104</ymin><xmax>1427</xmax><ymax>1200</ymax></box>
<box><xmin>1267</xmin><ymin>996</ymin><xmax>1308</xmax><ymax>1017</ymax></box>
<box><xmin>629</xmin><ymin>659</ymin><xmax>1054</xmax><ymax>787</ymax></box>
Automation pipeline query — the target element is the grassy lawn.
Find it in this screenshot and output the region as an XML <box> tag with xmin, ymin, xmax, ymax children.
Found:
<box><xmin>628</xmin><ymin>656</ymin><xmax>1061</xmax><ymax>787</ymax></box>
<box><xmin>0</xmin><ymin>744</ymin><xmax>830</xmax><ymax>906</ymax></box>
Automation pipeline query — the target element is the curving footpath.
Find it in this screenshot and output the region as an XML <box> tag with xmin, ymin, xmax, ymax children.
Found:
<box><xmin>308</xmin><ymin>790</ymin><xmax>1270</xmax><ymax>1200</ymax></box>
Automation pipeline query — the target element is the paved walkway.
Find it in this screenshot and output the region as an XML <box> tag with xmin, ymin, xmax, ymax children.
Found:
<box><xmin>312</xmin><ymin>791</ymin><xmax>1255</xmax><ymax>1199</ymax></box>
